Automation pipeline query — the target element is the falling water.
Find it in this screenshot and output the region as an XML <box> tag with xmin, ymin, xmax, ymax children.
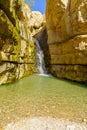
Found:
<box><xmin>34</xmin><ymin>39</ymin><xmax>47</xmax><ymax>74</ymax></box>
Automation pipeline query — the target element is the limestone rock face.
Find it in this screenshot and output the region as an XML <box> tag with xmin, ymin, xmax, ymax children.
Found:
<box><xmin>29</xmin><ymin>11</ymin><xmax>46</xmax><ymax>35</ymax></box>
<box><xmin>46</xmin><ymin>0</ymin><xmax>87</xmax><ymax>82</ymax></box>
<box><xmin>0</xmin><ymin>1</ymin><xmax>36</xmax><ymax>85</ymax></box>
<box><xmin>30</xmin><ymin>11</ymin><xmax>43</xmax><ymax>28</ymax></box>
<box><xmin>19</xmin><ymin>4</ymin><xmax>45</xmax><ymax>35</ymax></box>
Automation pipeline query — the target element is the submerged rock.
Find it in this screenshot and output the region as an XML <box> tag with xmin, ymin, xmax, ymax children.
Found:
<box><xmin>5</xmin><ymin>117</ymin><xmax>87</xmax><ymax>130</ymax></box>
<box><xmin>0</xmin><ymin>127</ymin><xmax>3</xmax><ymax>130</ymax></box>
<box><xmin>46</xmin><ymin>0</ymin><xmax>87</xmax><ymax>82</ymax></box>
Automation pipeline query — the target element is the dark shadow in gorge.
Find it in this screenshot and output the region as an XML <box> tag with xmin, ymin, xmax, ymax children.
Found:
<box><xmin>33</xmin><ymin>26</ymin><xmax>51</xmax><ymax>73</ymax></box>
<box><xmin>58</xmin><ymin>77</ymin><xmax>87</xmax><ymax>89</ymax></box>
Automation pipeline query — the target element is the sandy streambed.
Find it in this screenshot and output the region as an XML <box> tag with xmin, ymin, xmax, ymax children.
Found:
<box><xmin>4</xmin><ymin>117</ymin><xmax>87</xmax><ymax>130</ymax></box>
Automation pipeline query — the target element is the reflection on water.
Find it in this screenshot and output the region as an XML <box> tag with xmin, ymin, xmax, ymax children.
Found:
<box><xmin>0</xmin><ymin>75</ymin><xmax>87</xmax><ymax>127</ymax></box>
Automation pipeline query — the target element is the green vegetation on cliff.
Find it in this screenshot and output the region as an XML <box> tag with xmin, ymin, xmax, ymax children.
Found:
<box><xmin>0</xmin><ymin>0</ymin><xmax>36</xmax><ymax>85</ymax></box>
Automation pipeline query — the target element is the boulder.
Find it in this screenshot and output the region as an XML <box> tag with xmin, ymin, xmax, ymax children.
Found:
<box><xmin>29</xmin><ymin>11</ymin><xmax>46</xmax><ymax>35</ymax></box>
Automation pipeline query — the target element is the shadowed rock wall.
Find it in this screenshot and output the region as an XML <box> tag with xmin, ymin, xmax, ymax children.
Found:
<box><xmin>33</xmin><ymin>27</ymin><xmax>50</xmax><ymax>73</ymax></box>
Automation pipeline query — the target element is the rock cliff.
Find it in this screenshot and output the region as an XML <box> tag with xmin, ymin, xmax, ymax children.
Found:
<box><xmin>29</xmin><ymin>11</ymin><xmax>45</xmax><ymax>35</ymax></box>
<box><xmin>46</xmin><ymin>0</ymin><xmax>87</xmax><ymax>82</ymax></box>
<box><xmin>0</xmin><ymin>0</ymin><xmax>36</xmax><ymax>84</ymax></box>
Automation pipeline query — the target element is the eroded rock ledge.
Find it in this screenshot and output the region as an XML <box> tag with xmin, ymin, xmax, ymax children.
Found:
<box><xmin>46</xmin><ymin>0</ymin><xmax>87</xmax><ymax>82</ymax></box>
<box><xmin>0</xmin><ymin>1</ymin><xmax>36</xmax><ymax>85</ymax></box>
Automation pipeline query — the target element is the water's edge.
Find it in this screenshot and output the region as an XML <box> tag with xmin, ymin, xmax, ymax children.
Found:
<box><xmin>0</xmin><ymin>75</ymin><xmax>87</xmax><ymax>129</ymax></box>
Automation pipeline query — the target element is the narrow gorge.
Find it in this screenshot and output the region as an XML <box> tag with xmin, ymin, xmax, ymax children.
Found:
<box><xmin>0</xmin><ymin>0</ymin><xmax>87</xmax><ymax>84</ymax></box>
<box><xmin>0</xmin><ymin>0</ymin><xmax>87</xmax><ymax>130</ymax></box>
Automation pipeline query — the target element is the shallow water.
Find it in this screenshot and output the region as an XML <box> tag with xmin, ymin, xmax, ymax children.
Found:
<box><xmin>0</xmin><ymin>75</ymin><xmax>87</xmax><ymax>127</ymax></box>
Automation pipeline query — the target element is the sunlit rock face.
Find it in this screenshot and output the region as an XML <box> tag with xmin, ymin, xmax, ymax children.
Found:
<box><xmin>0</xmin><ymin>1</ymin><xmax>36</xmax><ymax>85</ymax></box>
<box><xmin>46</xmin><ymin>0</ymin><xmax>87</xmax><ymax>82</ymax></box>
<box><xmin>29</xmin><ymin>11</ymin><xmax>46</xmax><ymax>35</ymax></box>
<box><xmin>18</xmin><ymin>3</ymin><xmax>45</xmax><ymax>35</ymax></box>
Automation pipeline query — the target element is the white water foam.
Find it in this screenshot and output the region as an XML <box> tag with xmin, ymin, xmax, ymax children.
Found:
<box><xmin>34</xmin><ymin>39</ymin><xmax>47</xmax><ymax>74</ymax></box>
<box><xmin>35</xmin><ymin>73</ymin><xmax>52</xmax><ymax>77</ymax></box>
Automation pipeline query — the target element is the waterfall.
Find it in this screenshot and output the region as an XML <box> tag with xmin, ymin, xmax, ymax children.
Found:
<box><xmin>34</xmin><ymin>39</ymin><xmax>47</xmax><ymax>74</ymax></box>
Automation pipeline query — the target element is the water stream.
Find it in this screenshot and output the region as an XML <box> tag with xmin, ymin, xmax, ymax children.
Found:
<box><xmin>34</xmin><ymin>39</ymin><xmax>47</xmax><ymax>74</ymax></box>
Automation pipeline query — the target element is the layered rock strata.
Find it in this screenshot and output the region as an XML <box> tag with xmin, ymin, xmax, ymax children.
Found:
<box><xmin>46</xmin><ymin>0</ymin><xmax>87</xmax><ymax>82</ymax></box>
<box><xmin>0</xmin><ymin>1</ymin><xmax>35</xmax><ymax>84</ymax></box>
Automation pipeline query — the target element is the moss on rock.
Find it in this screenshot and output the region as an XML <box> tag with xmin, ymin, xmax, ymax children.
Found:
<box><xmin>0</xmin><ymin>0</ymin><xmax>36</xmax><ymax>85</ymax></box>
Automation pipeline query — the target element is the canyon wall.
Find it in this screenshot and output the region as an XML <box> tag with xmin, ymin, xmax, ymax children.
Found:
<box><xmin>46</xmin><ymin>0</ymin><xmax>87</xmax><ymax>82</ymax></box>
<box><xmin>0</xmin><ymin>0</ymin><xmax>36</xmax><ymax>84</ymax></box>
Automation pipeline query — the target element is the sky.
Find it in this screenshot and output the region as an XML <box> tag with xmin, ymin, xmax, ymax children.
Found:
<box><xmin>26</xmin><ymin>0</ymin><xmax>46</xmax><ymax>14</ymax></box>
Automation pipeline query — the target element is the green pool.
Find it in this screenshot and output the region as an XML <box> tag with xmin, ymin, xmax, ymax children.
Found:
<box><xmin>0</xmin><ymin>75</ymin><xmax>87</xmax><ymax>127</ymax></box>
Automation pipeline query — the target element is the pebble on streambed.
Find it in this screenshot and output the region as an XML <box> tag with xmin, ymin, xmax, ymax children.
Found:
<box><xmin>5</xmin><ymin>117</ymin><xmax>87</xmax><ymax>130</ymax></box>
<box><xmin>0</xmin><ymin>127</ymin><xmax>4</xmax><ymax>130</ymax></box>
